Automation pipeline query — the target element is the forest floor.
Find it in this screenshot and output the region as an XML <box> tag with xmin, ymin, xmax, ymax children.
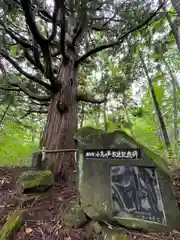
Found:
<box><xmin>0</xmin><ymin>167</ymin><xmax>180</xmax><ymax>240</ymax></box>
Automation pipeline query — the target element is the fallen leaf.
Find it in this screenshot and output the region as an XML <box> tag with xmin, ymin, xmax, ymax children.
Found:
<box><xmin>25</xmin><ymin>227</ymin><xmax>33</xmax><ymax>234</ymax></box>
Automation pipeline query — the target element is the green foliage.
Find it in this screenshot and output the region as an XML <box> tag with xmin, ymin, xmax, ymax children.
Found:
<box><xmin>0</xmin><ymin>121</ymin><xmax>38</xmax><ymax>166</ymax></box>
<box><xmin>132</xmin><ymin>116</ymin><xmax>165</xmax><ymax>154</ymax></box>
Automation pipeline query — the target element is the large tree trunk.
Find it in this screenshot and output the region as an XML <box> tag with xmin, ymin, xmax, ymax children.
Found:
<box><xmin>41</xmin><ymin>52</ymin><xmax>78</xmax><ymax>180</ymax></box>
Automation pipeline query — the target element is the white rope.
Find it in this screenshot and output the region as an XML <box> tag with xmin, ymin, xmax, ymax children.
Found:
<box><xmin>41</xmin><ymin>147</ymin><xmax>77</xmax><ymax>161</ymax></box>
<box><xmin>41</xmin><ymin>149</ymin><xmax>77</xmax><ymax>153</ymax></box>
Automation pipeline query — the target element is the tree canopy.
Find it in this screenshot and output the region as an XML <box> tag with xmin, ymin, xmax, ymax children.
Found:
<box><xmin>0</xmin><ymin>0</ymin><xmax>165</xmax><ymax>109</ymax></box>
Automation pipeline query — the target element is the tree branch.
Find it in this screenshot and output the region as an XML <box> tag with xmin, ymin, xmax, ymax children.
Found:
<box><xmin>24</xmin><ymin>48</ymin><xmax>55</xmax><ymax>85</ymax></box>
<box><xmin>31</xmin><ymin>41</ymin><xmax>57</xmax><ymax>86</ymax></box>
<box><xmin>0</xmin><ymin>86</ymin><xmax>21</xmax><ymax>91</ymax></box>
<box><xmin>0</xmin><ymin>49</ymin><xmax>51</xmax><ymax>90</ymax></box>
<box><xmin>30</xmin><ymin>100</ymin><xmax>49</xmax><ymax>106</ymax></box>
<box><xmin>94</xmin><ymin>0</ymin><xmax>110</xmax><ymax>11</ymax></box>
<box><xmin>47</xmin><ymin>0</ymin><xmax>60</xmax><ymax>42</ymax></box>
<box><xmin>32</xmin><ymin>41</ymin><xmax>44</xmax><ymax>73</ymax></box>
<box><xmin>76</xmin><ymin>1</ymin><xmax>165</xmax><ymax>65</ymax></box>
<box><xmin>23</xmin><ymin>49</ymin><xmax>35</xmax><ymax>65</ymax></box>
<box><xmin>100</xmin><ymin>12</ymin><xmax>117</xmax><ymax>29</ymax></box>
<box><xmin>11</xmin><ymin>81</ymin><xmax>50</xmax><ymax>102</ymax></box>
<box><xmin>23</xmin><ymin>48</ymin><xmax>44</xmax><ymax>74</ymax></box>
<box><xmin>0</xmin><ymin>19</ymin><xmax>33</xmax><ymax>50</ymax></box>
<box><xmin>20</xmin><ymin>0</ymin><xmax>46</xmax><ymax>47</ymax></box>
<box><xmin>72</xmin><ymin>12</ymin><xmax>87</xmax><ymax>45</ymax></box>
<box><xmin>38</xmin><ymin>9</ymin><xmax>61</xmax><ymax>29</ymax></box>
<box><xmin>91</xmin><ymin>25</ymin><xmax>111</xmax><ymax>32</ymax></box>
<box><xmin>20</xmin><ymin>0</ymin><xmax>57</xmax><ymax>88</ymax></box>
<box><xmin>0</xmin><ymin>20</ymin><xmax>54</xmax><ymax>84</ymax></box>
<box><xmin>42</xmin><ymin>47</ymin><xmax>57</xmax><ymax>86</ymax></box>
<box><xmin>21</xmin><ymin>109</ymin><xmax>48</xmax><ymax>119</ymax></box>
<box><xmin>76</xmin><ymin>40</ymin><xmax>124</xmax><ymax>65</ymax></box>
<box><xmin>0</xmin><ymin>103</ymin><xmax>10</xmax><ymax>124</ymax></box>
<box><xmin>77</xmin><ymin>92</ymin><xmax>107</xmax><ymax>104</ymax></box>
<box><xmin>0</xmin><ymin>15</ymin><xmax>56</xmax><ymax>88</ymax></box>
<box><xmin>59</xmin><ymin>0</ymin><xmax>67</xmax><ymax>60</ymax></box>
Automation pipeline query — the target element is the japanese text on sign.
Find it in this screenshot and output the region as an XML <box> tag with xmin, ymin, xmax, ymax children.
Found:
<box><xmin>84</xmin><ymin>149</ymin><xmax>141</xmax><ymax>159</ymax></box>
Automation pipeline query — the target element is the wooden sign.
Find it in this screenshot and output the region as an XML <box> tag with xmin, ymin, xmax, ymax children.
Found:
<box><xmin>84</xmin><ymin>149</ymin><xmax>141</xmax><ymax>159</ymax></box>
<box><xmin>111</xmin><ymin>166</ymin><xmax>166</xmax><ymax>224</ymax></box>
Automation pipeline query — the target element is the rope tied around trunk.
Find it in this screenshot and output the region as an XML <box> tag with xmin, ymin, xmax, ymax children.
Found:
<box><xmin>41</xmin><ymin>147</ymin><xmax>78</xmax><ymax>161</ymax></box>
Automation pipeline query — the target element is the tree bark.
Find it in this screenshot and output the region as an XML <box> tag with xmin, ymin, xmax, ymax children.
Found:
<box><xmin>139</xmin><ymin>50</ymin><xmax>171</xmax><ymax>151</ymax></box>
<box><xmin>171</xmin><ymin>0</ymin><xmax>180</xmax><ymax>17</ymax></box>
<box><xmin>79</xmin><ymin>103</ymin><xmax>85</xmax><ymax>129</ymax></box>
<box><xmin>0</xmin><ymin>104</ymin><xmax>10</xmax><ymax>125</ymax></box>
<box><xmin>162</xmin><ymin>56</ymin><xmax>178</xmax><ymax>156</ymax></box>
<box><xmin>41</xmin><ymin>51</ymin><xmax>78</xmax><ymax>180</ymax></box>
<box><xmin>159</xmin><ymin>0</ymin><xmax>180</xmax><ymax>52</ymax></box>
<box><xmin>122</xmin><ymin>95</ymin><xmax>134</xmax><ymax>137</ymax></box>
<box><xmin>103</xmin><ymin>102</ymin><xmax>108</xmax><ymax>131</ymax></box>
<box><xmin>95</xmin><ymin>108</ymin><xmax>100</xmax><ymax>127</ymax></box>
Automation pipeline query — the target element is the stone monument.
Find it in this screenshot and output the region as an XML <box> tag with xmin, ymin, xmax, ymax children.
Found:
<box><xmin>74</xmin><ymin>127</ymin><xmax>180</xmax><ymax>232</ymax></box>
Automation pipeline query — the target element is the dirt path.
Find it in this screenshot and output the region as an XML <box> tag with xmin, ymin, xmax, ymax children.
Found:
<box><xmin>0</xmin><ymin>167</ymin><xmax>180</xmax><ymax>239</ymax></box>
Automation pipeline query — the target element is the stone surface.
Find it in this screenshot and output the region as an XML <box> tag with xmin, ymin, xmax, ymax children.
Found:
<box><xmin>111</xmin><ymin>166</ymin><xmax>165</xmax><ymax>224</ymax></box>
<box><xmin>90</xmin><ymin>222</ymin><xmax>102</xmax><ymax>234</ymax></box>
<box><xmin>74</xmin><ymin>127</ymin><xmax>104</xmax><ymax>148</ymax></box>
<box><xmin>62</xmin><ymin>200</ymin><xmax>88</xmax><ymax>228</ymax></box>
<box><xmin>85</xmin><ymin>221</ymin><xmax>129</xmax><ymax>239</ymax></box>
<box><xmin>100</xmin><ymin>224</ymin><xmax>129</xmax><ymax>240</ymax></box>
<box><xmin>103</xmin><ymin>229</ymin><xmax>129</xmax><ymax>240</ymax></box>
<box><xmin>0</xmin><ymin>207</ymin><xmax>24</xmax><ymax>240</ymax></box>
<box><xmin>74</xmin><ymin>128</ymin><xmax>168</xmax><ymax>173</ymax></box>
<box><xmin>16</xmin><ymin>170</ymin><xmax>54</xmax><ymax>194</ymax></box>
<box><xmin>76</xmin><ymin>127</ymin><xmax>180</xmax><ymax>232</ymax></box>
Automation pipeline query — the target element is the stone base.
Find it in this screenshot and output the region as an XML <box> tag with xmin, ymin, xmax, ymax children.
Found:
<box><xmin>16</xmin><ymin>170</ymin><xmax>54</xmax><ymax>194</ymax></box>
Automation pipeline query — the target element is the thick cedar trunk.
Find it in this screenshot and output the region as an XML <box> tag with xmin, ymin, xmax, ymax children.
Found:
<box><xmin>41</xmin><ymin>50</ymin><xmax>78</xmax><ymax>180</ymax></box>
